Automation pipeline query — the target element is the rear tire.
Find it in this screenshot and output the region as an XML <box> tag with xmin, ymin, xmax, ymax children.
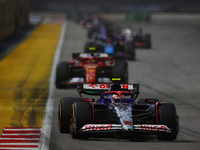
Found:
<box><xmin>157</xmin><ymin>103</ymin><xmax>179</xmax><ymax>141</ymax></box>
<box><xmin>58</xmin><ymin>97</ymin><xmax>82</xmax><ymax>133</ymax></box>
<box><xmin>56</xmin><ymin>62</ymin><xmax>69</xmax><ymax>88</ymax></box>
<box><xmin>125</xmin><ymin>41</ymin><xmax>135</xmax><ymax>60</ymax></box>
<box><xmin>114</xmin><ymin>61</ymin><xmax>128</xmax><ymax>83</ymax></box>
<box><xmin>143</xmin><ymin>34</ymin><xmax>151</xmax><ymax>49</ymax></box>
<box><xmin>70</xmin><ymin>102</ymin><xmax>92</xmax><ymax>139</ymax></box>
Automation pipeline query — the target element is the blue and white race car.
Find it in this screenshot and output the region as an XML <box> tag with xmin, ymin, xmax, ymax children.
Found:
<box><xmin>58</xmin><ymin>83</ymin><xmax>179</xmax><ymax>140</ymax></box>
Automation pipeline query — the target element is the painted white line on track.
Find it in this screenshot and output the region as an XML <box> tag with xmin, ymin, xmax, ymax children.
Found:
<box><xmin>4</xmin><ymin>129</ymin><xmax>41</xmax><ymax>131</ymax></box>
<box><xmin>0</xmin><ymin>138</ymin><xmax>40</xmax><ymax>140</ymax></box>
<box><xmin>39</xmin><ymin>20</ymin><xmax>67</xmax><ymax>150</ymax></box>
<box><xmin>0</xmin><ymin>147</ymin><xmax>38</xmax><ymax>150</ymax></box>
<box><xmin>2</xmin><ymin>134</ymin><xmax>41</xmax><ymax>136</ymax></box>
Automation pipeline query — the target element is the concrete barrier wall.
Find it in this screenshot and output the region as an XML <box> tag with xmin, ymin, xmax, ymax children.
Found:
<box><xmin>0</xmin><ymin>0</ymin><xmax>30</xmax><ymax>42</ymax></box>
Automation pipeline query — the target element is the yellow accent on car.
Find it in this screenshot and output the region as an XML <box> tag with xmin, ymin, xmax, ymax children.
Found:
<box><xmin>89</xmin><ymin>47</ymin><xmax>96</xmax><ymax>50</ymax></box>
<box><xmin>112</xmin><ymin>78</ymin><xmax>121</xmax><ymax>81</ymax></box>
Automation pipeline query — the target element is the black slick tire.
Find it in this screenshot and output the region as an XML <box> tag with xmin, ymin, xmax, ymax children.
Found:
<box><xmin>125</xmin><ymin>41</ymin><xmax>135</xmax><ymax>60</ymax></box>
<box><xmin>58</xmin><ymin>97</ymin><xmax>82</xmax><ymax>133</ymax></box>
<box><xmin>70</xmin><ymin>102</ymin><xmax>92</xmax><ymax>139</ymax></box>
<box><xmin>56</xmin><ymin>61</ymin><xmax>69</xmax><ymax>88</ymax></box>
<box><xmin>157</xmin><ymin>103</ymin><xmax>179</xmax><ymax>141</ymax></box>
<box><xmin>143</xmin><ymin>34</ymin><xmax>151</xmax><ymax>49</ymax></box>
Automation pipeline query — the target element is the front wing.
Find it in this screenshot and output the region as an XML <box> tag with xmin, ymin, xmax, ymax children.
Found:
<box><xmin>80</xmin><ymin>124</ymin><xmax>171</xmax><ymax>133</ymax></box>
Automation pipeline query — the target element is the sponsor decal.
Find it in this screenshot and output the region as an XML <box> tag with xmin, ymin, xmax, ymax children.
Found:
<box><xmin>123</xmin><ymin>121</ymin><xmax>132</xmax><ymax>125</ymax></box>
<box><xmin>83</xmin><ymin>125</ymin><xmax>112</xmax><ymax>131</ymax></box>
<box><xmin>88</xmin><ymin>68</ymin><xmax>95</xmax><ymax>72</ymax></box>
<box><xmin>83</xmin><ymin>84</ymin><xmax>133</xmax><ymax>90</ymax></box>
<box><xmin>81</xmin><ymin>124</ymin><xmax>122</xmax><ymax>131</ymax></box>
<box><xmin>84</xmin><ymin>84</ymin><xmax>109</xmax><ymax>89</ymax></box>
<box><xmin>121</xmin><ymin>84</ymin><xmax>133</xmax><ymax>90</ymax></box>
<box><xmin>134</xmin><ymin>124</ymin><xmax>170</xmax><ymax>132</ymax></box>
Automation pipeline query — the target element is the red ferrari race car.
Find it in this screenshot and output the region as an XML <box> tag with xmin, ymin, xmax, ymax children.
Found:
<box><xmin>55</xmin><ymin>53</ymin><xmax>128</xmax><ymax>89</ymax></box>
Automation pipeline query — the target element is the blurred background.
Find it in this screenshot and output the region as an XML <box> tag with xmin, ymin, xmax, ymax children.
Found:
<box><xmin>30</xmin><ymin>0</ymin><xmax>200</xmax><ymax>13</ymax></box>
<box><xmin>1</xmin><ymin>0</ymin><xmax>200</xmax><ymax>42</ymax></box>
<box><xmin>0</xmin><ymin>1</ymin><xmax>200</xmax><ymax>149</ymax></box>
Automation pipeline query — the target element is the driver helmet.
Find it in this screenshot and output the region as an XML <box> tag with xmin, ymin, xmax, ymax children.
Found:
<box><xmin>112</xmin><ymin>94</ymin><xmax>120</xmax><ymax>103</ymax></box>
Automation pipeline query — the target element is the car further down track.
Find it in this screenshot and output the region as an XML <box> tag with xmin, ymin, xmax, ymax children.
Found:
<box><xmin>56</xmin><ymin>53</ymin><xmax>128</xmax><ymax>89</ymax></box>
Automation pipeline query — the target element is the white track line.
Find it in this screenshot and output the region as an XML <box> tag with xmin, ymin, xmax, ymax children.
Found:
<box><xmin>4</xmin><ymin>129</ymin><xmax>41</xmax><ymax>131</ymax></box>
<box><xmin>0</xmin><ymin>138</ymin><xmax>40</xmax><ymax>140</ymax></box>
<box><xmin>2</xmin><ymin>134</ymin><xmax>41</xmax><ymax>136</ymax></box>
<box><xmin>39</xmin><ymin>20</ymin><xmax>67</xmax><ymax>150</ymax></box>
<box><xmin>0</xmin><ymin>148</ymin><xmax>38</xmax><ymax>150</ymax></box>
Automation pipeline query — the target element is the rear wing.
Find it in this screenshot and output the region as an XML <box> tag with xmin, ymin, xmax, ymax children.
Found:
<box><xmin>77</xmin><ymin>83</ymin><xmax>140</xmax><ymax>97</ymax></box>
<box><xmin>72</xmin><ymin>53</ymin><xmax>111</xmax><ymax>59</ymax></box>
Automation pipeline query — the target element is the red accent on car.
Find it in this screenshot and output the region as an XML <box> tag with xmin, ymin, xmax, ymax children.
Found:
<box><xmin>68</xmin><ymin>61</ymin><xmax>75</xmax><ymax>65</ymax></box>
<box><xmin>140</xmin><ymin>124</ymin><xmax>167</xmax><ymax>132</ymax></box>
<box><xmin>84</xmin><ymin>99</ymin><xmax>95</xmax><ymax>123</ymax></box>
<box><xmin>156</xmin><ymin>100</ymin><xmax>164</xmax><ymax>124</ymax></box>
<box><xmin>85</xmin><ymin>64</ymin><xmax>98</xmax><ymax>83</ymax></box>
<box><xmin>146</xmin><ymin>99</ymin><xmax>155</xmax><ymax>103</ymax></box>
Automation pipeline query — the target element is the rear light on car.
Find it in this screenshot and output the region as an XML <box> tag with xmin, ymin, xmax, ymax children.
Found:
<box><xmin>145</xmin><ymin>99</ymin><xmax>155</xmax><ymax>103</ymax></box>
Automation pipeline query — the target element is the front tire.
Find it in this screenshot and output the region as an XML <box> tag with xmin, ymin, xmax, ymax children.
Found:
<box><xmin>58</xmin><ymin>97</ymin><xmax>82</xmax><ymax>133</ymax></box>
<box><xmin>70</xmin><ymin>102</ymin><xmax>92</xmax><ymax>139</ymax></box>
<box><xmin>157</xmin><ymin>103</ymin><xmax>179</xmax><ymax>141</ymax></box>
